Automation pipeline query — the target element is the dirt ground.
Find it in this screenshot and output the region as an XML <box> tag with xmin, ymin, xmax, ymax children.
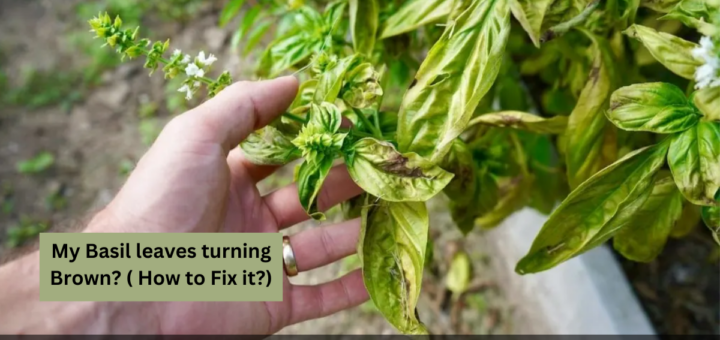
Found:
<box><xmin>0</xmin><ymin>0</ymin><xmax>514</xmax><ymax>334</ymax></box>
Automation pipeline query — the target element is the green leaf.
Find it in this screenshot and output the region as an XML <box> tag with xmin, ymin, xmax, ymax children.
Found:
<box><xmin>566</xmin><ymin>32</ymin><xmax>616</xmax><ymax>189</ymax></box>
<box><xmin>701</xmin><ymin>191</ymin><xmax>720</xmax><ymax>245</ymax></box>
<box><xmin>510</xmin><ymin>0</ymin><xmax>553</xmax><ymax>47</ymax></box>
<box><xmin>613</xmin><ymin>173</ymin><xmax>684</xmax><ymax>262</ymax></box>
<box><xmin>257</xmin><ymin>7</ymin><xmax>325</xmax><ymax>77</ymax></box>
<box><xmin>623</xmin><ymin>24</ymin><xmax>702</xmax><ymax>80</ymax></box>
<box><xmin>16</xmin><ymin>151</ymin><xmax>55</xmax><ymax>174</ymax></box>
<box><xmin>441</xmin><ymin>140</ymin><xmax>477</xmax><ymax>205</ymax></box>
<box><xmin>293</xmin><ymin>103</ymin><xmax>346</xmax><ymax>161</ymax></box>
<box><xmin>607</xmin><ymin>82</ymin><xmax>701</xmax><ymax>133</ymax></box>
<box><xmin>468</xmin><ymin>111</ymin><xmax>568</xmax><ymax>134</ymax></box>
<box><xmin>516</xmin><ymin>142</ymin><xmax>670</xmax><ymax>274</ymax></box>
<box><xmin>693</xmin><ymin>86</ymin><xmax>720</xmax><ymax>122</ymax></box>
<box><xmin>230</xmin><ymin>6</ymin><xmax>262</xmax><ymax>49</ymax></box>
<box><xmin>397</xmin><ymin>0</ymin><xmax>511</xmax><ymax>163</ymax></box>
<box><xmin>379</xmin><ymin>0</ymin><xmax>453</xmax><ymax>39</ymax></box>
<box><xmin>219</xmin><ymin>0</ymin><xmax>245</xmax><ymax>27</ymax></box>
<box><xmin>446</xmin><ymin>250</ymin><xmax>472</xmax><ymax>295</ymax></box>
<box><xmin>308</xmin><ymin>102</ymin><xmax>342</xmax><ymax>133</ymax></box>
<box><xmin>242</xmin><ymin>20</ymin><xmax>272</xmax><ymax>56</ymax></box>
<box><xmin>296</xmin><ymin>156</ymin><xmax>335</xmax><ymax>220</ymax></box>
<box><xmin>476</xmin><ymin>174</ymin><xmax>531</xmax><ymax>229</ymax></box>
<box><xmin>360</xmin><ymin>199</ymin><xmax>429</xmax><ymax>334</ymax></box>
<box><xmin>670</xmin><ymin>202</ymin><xmax>702</xmax><ymax>238</ymax></box>
<box><xmin>240</xmin><ymin>125</ymin><xmax>301</xmax><ymax>165</ymax></box>
<box><xmin>314</xmin><ymin>55</ymin><xmax>361</xmax><ymax>104</ymax></box>
<box><xmin>668</xmin><ymin>122</ymin><xmax>720</xmax><ymax>206</ymax></box>
<box><xmin>346</xmin><ymin>138</ymin><xmax>454</xmax><ymax>202</ymax></box>
<box><xmin>640</xmin><ymin>0</ymin><xmax>681</xmax><ymax>12</ymax></box>
<box><xmin>659</xmin><ymin>0</ymin><xmax>718</xmax><ymax>35</ymax></box>
<box><xmin>349</xmin><ymin>0</ymin><xmax>379</xmax><ymax>55</ymax></box>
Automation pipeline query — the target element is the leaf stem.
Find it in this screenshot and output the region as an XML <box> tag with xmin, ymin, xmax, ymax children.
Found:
<box><xmin>283</xmin><ymin>112</ymin><xmax>308</xmax><ymax>124</ymax></box>
<box><xmin>541</xmin><ymin>0</ymin><xmax>601</xmax><ymax>43</ymax></box>
<box><xmin>352</xmin><ymin>107</ymin><xmax>383</xmax><ymax>139</ymax></box>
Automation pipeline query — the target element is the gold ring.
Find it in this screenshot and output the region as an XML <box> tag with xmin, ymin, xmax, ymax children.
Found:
<box><xmin>282</xmin><ymin>236</ymin><xmax>298</xmax><ymax>277</ymax></box>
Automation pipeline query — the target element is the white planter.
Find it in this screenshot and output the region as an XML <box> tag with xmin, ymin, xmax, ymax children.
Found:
<box><xmin>480</xmin><ymin>208</ymin><xmax>656</xmax><ymax>335</ymax></box>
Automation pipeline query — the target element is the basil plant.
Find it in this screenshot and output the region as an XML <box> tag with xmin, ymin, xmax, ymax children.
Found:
<box><xmin>222</xmin><ymin>0</ymin><xmax>720</xmax><ymax>334</ymax></box>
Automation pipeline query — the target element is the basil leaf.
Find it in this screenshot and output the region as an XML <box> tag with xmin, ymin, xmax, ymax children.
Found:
<box><xmin>342</xmin><ymin>62</ymin><xmax>384</xmax><ymax>109</ymax></box>
<box><xmin>640</xmin><ymin>0</ymin><xmax>681</xmax><ymax>13</ymax></box>
<box><xmin>360</xmin><ymin>199</ymin><xmax>429</xmax><ymax>334</ymax></box>
<box><xmin>296</xmin><ymin>156</ymin><xmax>335</xmax><ymax>220</ymax></box>
<box><xmin>476</xmin><ymin>174</ymin><xmax>531</xmax><ymax>229</ymax></box>
<box><xmin>566</xmin><ymin>32</ymin><xmax>616</xmax><ymax>189</ymax></box>
<box><xmin>314</xmin><ymin>55</ymin><xmax>361</xmax><ymax>104</ymax></box>
<box><xmin>289</xmin><ymin>79</ymin><xmax>318</xmax><ymax>112</ymax></box>
<box><xmin>510</xmin><ymin>0</ymin><xmax>553</xmax><ymax>47</ymax></box>
<box><xmin>668</xmin><ymin>122</ymin><xmax>720</xmax><ymax>206</ymax></box>
<box><xmin>693</xmin><ymin>87</ymin><xmax>720</xmax><ymax>121</ymax></box>
<box><xmin>342</xmin><ymin>193</ymin><xmax>367</xmax><ymax>220</ymax></box>
<box><xmin>346</xmin><ymin>138</ymin><xmax>454</xmax><ymax>202</ymax></box>
<box><xmin>446</xmin><ymin>250</ymin><xmax>472</xmax><ymax>295</ymax></box>
<box><xmin>379</xmin><ymin>0</ymin><xmax>452</xmax><ymax>39</ymax></box>
<box><xmin>659</xmin><ymin>0</ymin><xmax>717</xmax><ymax>34</ymax></box>
<box><xmin>240</xmin><ymin>125</ymin><xmax>301</xmax><ymax>165</ymax></box>
<box><xmin>441</xmin><ymin>140</ymin><xmax>477</xmax><ymax>205</ymax></box>
<box><xmin>670</xmin><ymin>201</ymin><xmax>702</xmax><ymax>238</ymax></box>
<box><xmin>612</xmin><ymin>173</ymin><xmax>683</xmax><ymax>262</ymax></box>
<box><xmin>516</xmin><ymin>142</ymin><xmax>669</xmax><ymax>274</ymax></box>
<box><xmin>607</xmin><ymin>82</ymin><xmax>701</xmax><ymax>133</ymax></box>
<box><xmin>349</xmin><ymin>0</ymin><xmax>379</xmax><ymax>56</ymax></box>
<box><xmin>624</xmin><ymin>24</ymin><xmax>702</xmax><ymax>80</ymax></box>
<box><xmin>219</xmin><ymin>0</ymin><xmax>245</xmax><ymax>27</ymax></box>
<box><xmin>701</xmin><ymin>191</ymin><xmax>720</xmax><ymax>245</ymax></box>
<box><xmin>308</xmin><ymin>102</ymin><xmax>342</xmax><ymax>134</ymax></box>
<box><xmin>468</xmin><ymin>111</ymin><xmax>568</xmax><ymax>134</ymax></box>
<box><xmin>397</xmin><ymin>0</ymin><xmax>511</xmax><ymax>163</ymax></box>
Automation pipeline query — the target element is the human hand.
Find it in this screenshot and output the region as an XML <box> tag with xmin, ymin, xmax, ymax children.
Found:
<box><xmin>86</xmin><ymin>77</ymin><xmax>368</xmax><ymax>334</ymax></box>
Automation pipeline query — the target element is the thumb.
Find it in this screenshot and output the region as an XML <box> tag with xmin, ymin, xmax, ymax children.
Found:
<box><xmin>184</xmin><ymin>76</ymin><xmax>299</xmax><ymax>152</ymax></box>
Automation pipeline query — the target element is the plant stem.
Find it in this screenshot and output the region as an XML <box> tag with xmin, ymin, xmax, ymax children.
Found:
<box><xmin>352</xmin><ymin>107</ymin><xmax>383</xmax><ymax>139</ymax></box>
<box><xmin>283</xmin><ymin>112</ymin><xmax>308</xmax><ymax>124</ymax></box>
<box><xmin>541</xmin><ymin>0</ymin><xmax>601</xmax><ymax>43</ymax></box>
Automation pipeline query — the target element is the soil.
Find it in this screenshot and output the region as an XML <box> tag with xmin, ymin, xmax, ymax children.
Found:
<box><xmin>0</xmin><ymin>0</ymin><xmax>513</xmax><ymax>334</ymax></box>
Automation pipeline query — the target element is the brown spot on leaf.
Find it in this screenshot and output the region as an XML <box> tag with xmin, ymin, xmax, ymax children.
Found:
<box><xmin>499</xmin><ymin>114</ymin><xmax>522</xmax><ymax>127</ymax></box>
<box><xmin>589</xmin><ymin>66</ymin><xmax>601</xmax><ymax>85</ymax></box>
<box><xmin>382</xmin><ymin>154</ymin><xmax>428</xmax><ymax>178</ymax></box>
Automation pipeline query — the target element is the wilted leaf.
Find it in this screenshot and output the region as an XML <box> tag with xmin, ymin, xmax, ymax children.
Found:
<box><xmin>668</xmin><ymin>122</ymin><xmax>720</xmax><ymax>206</ymax></box>
<box><xmin>240</xmin><ymin>125</ymin><xmax>301</xmax><ymax>165</ymax></box>
<box><xmin>693</xmin><ymin>86</ymin><xmax>720</xmax><ymax>121</ymax></box>
<box><xmin>360</xmin><ymin>199</ymin><xmax>429</xmax><ymax>334</ymax></box>
<box><xmin>516</xmin><ymin>142</ymin><xmax>670</xmax><ymax>274</ymax></box>
<box><xmin>510</xmin><ymin>0</ymin><xmax>553</xmax><ymax>47</ymax></box>
<box><xmin>346</xmin><ymin>138</ymin><xmax>453</xmax><ymax>202</ymax></box>
<box><xmin>450</xmin><ymin>169</ymin><xmax>499</xmax><ymax>234</ymax></box>
<box><xmin>624</xmin><ymin>24</ymin><xmax>702</xmax><ymax>80</ymax></box>
<box><xmin>607</xmin><ymin>82</ymin><xmax>701</xmax><ymax>133</ymax></box>
<box><xmin>350</xmin><ymin>0</ymin><xmax>379</xmax><ymax>55</ymax></box>
<box><xmin>379</xmin><ymin>0</ymin><xmax>452</xmax><ymax>39</ymax></box>
<box><xmin>640</xmin><ymin>0</ymin><xmax>681</xmax><ymax>13</ymax></box>
<box><xmin>613</xmin><ymin>173</ymin><xmax>684</xmax><ymax>262</ymax></box>
<box><xmin>342</xmin><ymin>62</ymin><xmax>384</xmax><ymax>109</ymax></box>
<box><xmin>468</xmin><ymin>111</ymin><xmax>568</xmax><ymax>134</ymax></box>
<box><xmin>446</xmin><ymin>250</ymin><xmax>472</xmax><ymax>295</ymax></box>
<box><xmin>397</xmin><ymin>0</ymin><xmax>511</xmax><ymax>163</ymax></box>
<box><xmin>476</xmin><ymin>174</ymin><xmax>531</xmax><ymax>229</ymax></box>
<box><xmin>701</xmin><ymin>191</ymin><xmax>720</xmax><ymax>245</ymax></box>
<box><xmin>566</xmin><ymin>32</ymin><xmax>616</xmax><ymax>189</ymax></box>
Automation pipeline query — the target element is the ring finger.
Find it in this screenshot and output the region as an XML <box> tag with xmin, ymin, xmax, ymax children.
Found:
<box><xmin>285</xmin><ymin>218</ymin><xmax>360</xmax><ymax>273</ymax></box>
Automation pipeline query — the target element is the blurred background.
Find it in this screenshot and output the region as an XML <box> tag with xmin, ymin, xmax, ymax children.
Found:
<box><xmin>0</xmin><ymin>0</ymin><xmax>717</xmax><ymax>334</ymax></box>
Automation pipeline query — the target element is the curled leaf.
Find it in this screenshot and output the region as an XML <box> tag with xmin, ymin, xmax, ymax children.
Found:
<box><xmin>607</xmin><ymin>82</ymin><xmax>701</xmax><ymax>134</ymax></box>
<box><xmin>346</xmin><ymin>138</ymin><xmax>454</xmax><ymax>202</ymax></box>
<box><xmin>623</xmin><ymin>24</ymin><xmax>702</xmax><ymax>80</ymax></box>
<box><xmin>668</xmin><ymin>122</ymin><xmax>720</xmax><ymax>206</ymax></box>
<box><xmin>397</xmin><ymin>0</ymin><xmax>511</xmax><ymax>163</ymax></box>
<box><xmin>240</xmin><ymin>125</ymin><xmax>300</xmax><ymax>165</ymax></box>
<box><xmin>516</xmin><ymin>142</ymin><xmax>670</xmax><ymax>274</ymax></box>
<box><xmin>510</xmin><ymin>0</ymin><xmax>553</xmax><ymax>47</ymax></box>
<box><xmin>360</xmin><ymin>199</ymin><xmax>429</xmax><ymax>334</ymax></box>
<box><xmin>468</xmin><ymin>111</ymin><xmax>568</xmax><ymax>134</ymax></box>
<box><xmin>342</xmin><ymin>62</ymin><xmax>384</xmax><ymax>109</ymax></box>
<box><xmin>313</xmin><ymin>54</ymin><xmax>361</xmax><ymax>104</ymax></box>
<box><xmin>296</xmin><ymin>156</ymin><xmax>335</xmax><ymax>220</ymax></box>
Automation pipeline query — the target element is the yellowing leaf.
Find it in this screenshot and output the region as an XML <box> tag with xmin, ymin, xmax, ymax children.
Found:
<box><xmin>607</xmin><ymin>82</ymin><xmax>701</xmax><ymax>133</ymax></box>
<box><xmin>613</xmin><ymin>174</ymin><xmax>684</xmax><ymax>262</ymax></box>
<box><xmin>668</xmin><ymin>122</ymin><xmax>720</xmax><ymax>206</ymax></box>
<box><xmin>397</xmin><ymin>0</ymin><xmax>511</xmax><ymax>163</ymax></box>
<box><xmin>379</xmin><ymin>0</ymin><xmax>452</xmax><ymax>39</ymax></box>
<box><xmin>516</xmin><ymin>142</ymin><xmax>669</xmax><ymax>274</ymax></box>
<box><xmin>510</xmin><ymin>0</ymin><xmax>553</xmax><ymax>47</ymax></box>
<box><xmin>670</xmin><ymin>202</ymin><xmax>702</xmax><ymax>238</ymax></box>
<box><xmin>446</xmin><ymin>251</ymin><xmax>472</xmax><ymax>295</ymax></box>
<box><xmin>624</xmin><ymin>24</ymin><xmax>702</xmax><ymax>80</ymax></box>
<box><xmin>468</xmin><ymin>111</ymin><xmax>568</xmax><ymax>134</ymax></box>
<box><xmin>346</xmin><ymin>138</ymin><xmax>453</xmax><ymax>202</ymax></box>
<box><xmin>693</xmin><ymin>86</ymin><xmax>720</xmax><ymax>121</ymax></box>
<box><xmin>360</xmin><ymin>199</ymin><xmax>429</xmax><ymax>334</ymax></box>
<box><xmin>240</xmin><ymin>125</ymin><xmax>300</xmax><ymax>165</ymax></box>
<box><xmin>349</xmin><ymin>0</ymin><xmax>379</xmax><ymax>55</ymax></box>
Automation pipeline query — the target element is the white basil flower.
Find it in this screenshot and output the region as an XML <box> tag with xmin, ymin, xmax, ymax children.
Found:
<box><xmin>692</xmin><ymin>36</ymin><xmax>720</xmax><ymax>89</ymax></box>
<box><xmin>178</xmin><ymin>84</ymin><xmax>193</xmax><ymax>100</ymax></box>
<box><xmin>197</xmin><ymin>51</ymin><xmax>218</xmax><ymax>66</ymax></box>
